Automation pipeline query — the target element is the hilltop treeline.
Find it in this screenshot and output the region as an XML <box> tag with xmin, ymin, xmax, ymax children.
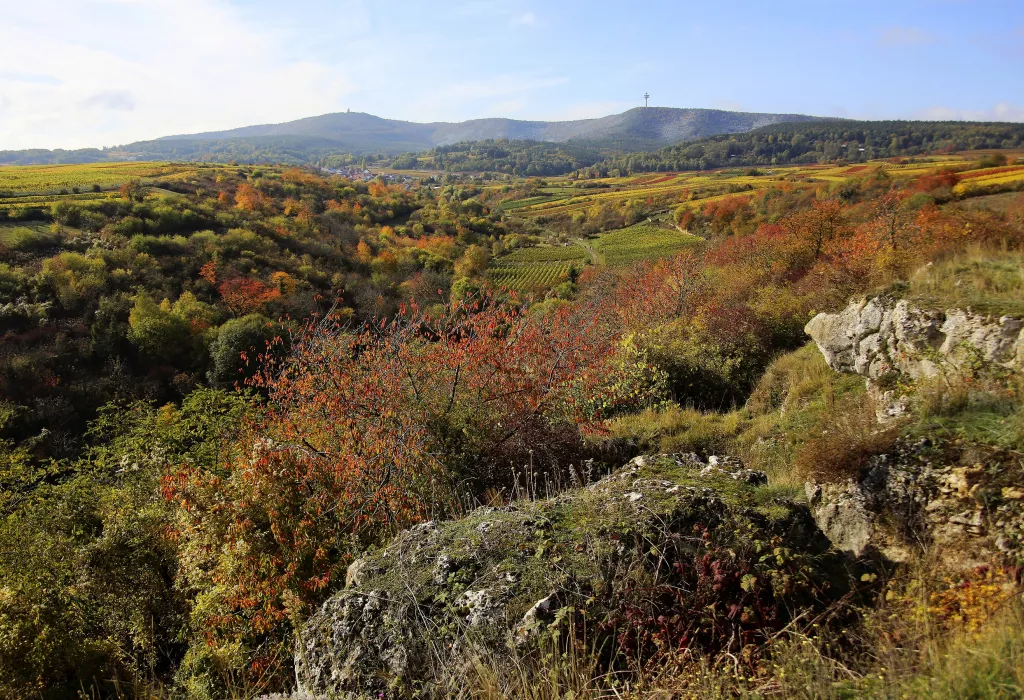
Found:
<box><xmin>0</xmin><ymin>148</ymin><xmax>114</xmax><ymax>166</ymax></box>
<box><xmin>390</xmin><ymin>122</ymin><xmax>1024</xmax><ymax>177</ymax></box>
<box><xmin>589</xmin><ymin>120</ymin><xmax>1024</xmax><ymax>175</ymax></box>
<box><xmin>1</xmin><ymin>140</ymin><xmax>384</xmax><ymax>168</ymax></box>
<box><xmin>389</xmin><ymin>138</ymin><xmax>613</xmax><ymax>176</ymax></box>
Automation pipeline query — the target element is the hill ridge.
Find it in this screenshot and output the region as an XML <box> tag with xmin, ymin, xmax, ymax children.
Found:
<box><xmin>158</xmin><ymin>106</ymin><xmax>819</xmax><ymax>149</ymax></box>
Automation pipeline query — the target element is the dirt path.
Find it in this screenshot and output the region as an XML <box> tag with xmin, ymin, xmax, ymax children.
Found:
<box><xmin>574</xmin><ymin>239</ymin><xmax>600</xmax><ymax>265</ymax></box>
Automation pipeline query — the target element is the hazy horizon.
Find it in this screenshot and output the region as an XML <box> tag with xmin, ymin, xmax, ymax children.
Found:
<box><xmin>2</xmin><ymin>0</ymin><xmax>1023</xmax><ymax>150</ymax></box>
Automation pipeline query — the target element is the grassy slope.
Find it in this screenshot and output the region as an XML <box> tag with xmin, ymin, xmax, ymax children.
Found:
<box><xmin>905</xmin><ymin>248</ymin><xmax>1024</xmax><ymax>317</ymax></box>
<box><xmin>610</xmin><ymin>342</ymin><xmax>867</xmax><ymax>490</ymax></box>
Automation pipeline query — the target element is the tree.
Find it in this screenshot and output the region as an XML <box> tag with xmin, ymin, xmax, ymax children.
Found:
<box><xmin>50</xmin><ymin>201</ymin><xmax>81</xmax><ymax>232</ymax></box>
<box><xmin>235</xmin><ymin>183</ymin><xmax>271</xmax><ymax>213</ymax></box>
<box><xmin>119</xmin><ymin>179</ymin><xmax>145</xmax><ymax>202</ymax></box>
<box><xmin>453</xmin><ymin>244</ymin><xmax>488</xmax><ymax>279</ymax></box>
<box><xmin>127</xmin><ymin>293</ymin><xmax>191</xmax><ymax>365</ymax></box>
<box><xmin>207</xmin><ymin>314</ymin><xmax>281</xmax><ymax>386</ymax></box>
<box><xmin>218</xmin><ymin>277</ymin><xmax>281</xmax><ymax>316</ymax></box>
<box><xmin>0</xmin><ymin>392</ymin><xmax>254</xmax><ymax>700</ymax></box>
<box><xmin>171</xmin><ymin>291</ymin><xmax>218</xmax><ymax>333</ymax></box>
<box><xmin>40</xmin><ymin>252</ymin><xmax>108</xmax><ymax>312</ymax></box>
<box><xmin>166</xmin><ymin>298</ymin><xmax>627</xmax><ymax>683</ymax></box>
<box><xmin>786</xmin><ymin>199</ymin><xmax>848</xmax><ymax>261</ymax></box>
<box><xmin>870</xmin><ymin>191</ymin><xmax>917</xmax><ymax>251</ymax></box>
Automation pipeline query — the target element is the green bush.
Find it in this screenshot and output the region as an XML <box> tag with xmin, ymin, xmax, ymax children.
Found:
<box><xmin>0</xmin><ymin>391</ymin><xmax>255</xmax><ymax>699</ymax></box>
<box><xmin>207</xmin><ymin>314</ymin><xmax>283</xmax><ymax>386</ymax></box>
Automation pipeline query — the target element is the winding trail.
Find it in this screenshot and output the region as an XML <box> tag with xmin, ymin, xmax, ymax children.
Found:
<box><xmin>573</xmin><ymin>239</ymin><xmax>600</xmax><ymax>266</ymax></box>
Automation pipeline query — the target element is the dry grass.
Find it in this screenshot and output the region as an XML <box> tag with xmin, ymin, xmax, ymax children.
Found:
<box><xmin>433</xmin><ymin>559</ymin><xmax>1024</xmax><ymax>700</ymax></box>
<box><xmin>907</xmin><ymin>247</ymin><xmax>1024</xmax><ymax>317</ymax></box>
<box><xmin>791</xmin><ymin>391</ymin><xmax>901</xmax><ymax>482</ymax></box>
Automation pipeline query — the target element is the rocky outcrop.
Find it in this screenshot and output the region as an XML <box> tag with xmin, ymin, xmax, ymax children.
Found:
<box><xmin>806</xmin><ymin>439</ymin><xmax>1024</xmax><ymax>568</ymax></box>
<box><xmin>805</xmin><ymin>295</ymin><xmax>1024</xmax><ymax>382</ymax></box>
<box><xmin>294</xmin><ymin>454</ymin><xmax>852</xmax><ymax>698</ymax></box>
<box><xmin>803</xmin><ymin>295</ymin><xmax>1024</xmax><ymax>567</ymax></box>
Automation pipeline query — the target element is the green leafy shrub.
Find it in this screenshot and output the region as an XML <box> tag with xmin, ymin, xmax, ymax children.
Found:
<box><xmin>206</xmin><ymin>314</ymin><xmax>283</xmax><ymax>386</ymax></box>
<box><xmin>0</xmin><ymin>391</ymin><xmax>254</xmax><ymax>699</ymax></box>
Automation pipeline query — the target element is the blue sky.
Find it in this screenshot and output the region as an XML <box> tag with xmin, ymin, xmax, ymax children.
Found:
<box><xmin>1</xmin><ymin>0</ymin><xmax>1022</xmax><ymax>149</ymax></box>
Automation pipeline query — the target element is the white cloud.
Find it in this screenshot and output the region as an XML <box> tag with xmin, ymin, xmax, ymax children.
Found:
<box><xmin>80</xmin><ymin>90</ymin><xmax>136</xmax><ymax>112</ymax></box>
<box><xmin>914</xmin><ymin>103</ymin><xmax>1024</xmax><ymax>122</ymax></box>
<box><xmin>512</xmin><ymin>11</ymin><xmax>536</xmax><ymax>27</ymax></box>
<box><xmin>0</xmin><ymin>0</ymin><xmax>360</xmax><ymax>148</ymax></box>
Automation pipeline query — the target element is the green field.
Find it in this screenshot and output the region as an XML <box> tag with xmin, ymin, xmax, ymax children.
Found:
<box><xmin>591</xmin><ymin>224</ymin><xmax>702</xmax><ymax>266</ymax></box>
<box><xmin>0</xmin><ymin>162</ymin><xmax>199</xmax><ymax>196</ymax></box>
<box><xmin>485</xmin><ymin>155</ymin><xmax>1011</xmax><ymax>222</ymax></box>
<box><xmin>0</xmin><ymin>161</ymin><xmax>213</xmax><ymax>215</ymax></box>
<box><xmin>488</xmin><ymin>244</ymin><xmax>588</xmax><ymax>292</ymax></box>
<box><xmin>498</xmin><ymin>194</ymin><xmax>565</xmax><ymax>211</ymax></box>
<box><xmin>488</xmin><ymin>225</ymin><xmax>702</xmax><ymax>293</ymax></box>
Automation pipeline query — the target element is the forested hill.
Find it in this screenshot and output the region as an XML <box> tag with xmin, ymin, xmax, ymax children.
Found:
<box><xmin>157</xmin><ymin>107</ymin><xmax>817</xmax><ymax>151</ymax></box>
<box><xmin>587</xmin><ymin>120</ymin><xmax>1024</xmax><ymax>175</ymax></box>
<box><xmin>0</xmin><ymin>107</ymin><xmax>816</xmax><ymax>165</ymax></box>
<box><xmin>388</xmin><ymin>139</ymin><xmax>613</xmax><ymax>177</ymax></box>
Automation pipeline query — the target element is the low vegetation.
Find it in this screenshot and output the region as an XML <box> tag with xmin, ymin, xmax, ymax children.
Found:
<box><xmin>906</xmin><ymin>247</ymin><xmax>1024</xmax><ymax>316</ymax></box>
<box><xmin>1</xmin><ymin>148</ymin><xmax>1023</xmax><ymax>698</ymax></box>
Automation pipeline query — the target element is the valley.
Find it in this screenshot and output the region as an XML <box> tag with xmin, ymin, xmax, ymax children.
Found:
<box><xmin>5</xmin><ymin>1</ymin><xmax>1024</xmax><ymax>696</ymax></box>
<box><xmin>1</xmin><ymin>128</ymin><xmax>1024</xmax><ymax>700</ymax></box>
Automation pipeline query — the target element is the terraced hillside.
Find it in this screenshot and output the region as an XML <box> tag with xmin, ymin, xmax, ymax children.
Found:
<box><xmin>488</xmin><ymin>243</ymin><xmax>588</xmax><ymax>292</ymax></box>
<box><xmin>484</xmin><ymin>153</ymin><xmax>1024</xmax><ymax>295</ymax></box>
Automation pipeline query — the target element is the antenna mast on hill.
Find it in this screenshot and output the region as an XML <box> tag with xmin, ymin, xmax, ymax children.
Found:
<box><xmin>644</xmin><ymin>92</ymin><xmax>650</xmax><ymax>108</ymax></box>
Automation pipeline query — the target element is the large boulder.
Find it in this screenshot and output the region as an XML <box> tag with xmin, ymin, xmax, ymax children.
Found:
<box><xmin>805</xmin><ymin>295</ymin><xmax>1024</xmax><ymax>382</ymax></box>
<box><xmin>294</xmin><ymin>454</ymin><xmax>853</xmax><ymax>698</ymax></box>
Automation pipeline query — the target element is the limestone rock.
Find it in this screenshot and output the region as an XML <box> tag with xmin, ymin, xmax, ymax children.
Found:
<box><xmin>803</xmin><ymin>295</ymin><xmax>1024</xmax><ymax>567</ymax></box>
<box><xmin>805</xmin><ymin>438</ymin><xmax>1024</xmax><ymax>569</ymax></box>
<box><xmin>805</xmin><ymin>295</ymin><xmax>1024</xmax><ymax>382</ymax></box>
<box><xmin>805</xmin><ymin>481</ymin><xmax>873</xmax><ymax>558</ymax></box>
<box><xmin>294</xmin><ymin>454</ymin><xmax>847</xmax><ymax>698</ymax></box>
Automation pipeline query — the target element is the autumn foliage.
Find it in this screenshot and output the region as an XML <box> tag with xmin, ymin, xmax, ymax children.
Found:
<box><xmin>164</xmin><ymin>296</ymin><xmax>629</xmax><ymax>680</ymax></box>
<box><xmin>234</xmin><ymin>182</ymin><xmax>273</xmax><ymax>213</ymax></box>
<box><xmin>218</xmin><ymin>276</ymin><xmax>281</xmax><ymax>315</ymax></box>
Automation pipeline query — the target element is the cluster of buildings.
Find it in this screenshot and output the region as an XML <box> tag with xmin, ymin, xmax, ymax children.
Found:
<box><xmin>319</xmin><ymin>166</ymin><xmax>416</xmax><ymax>184</ymax></box>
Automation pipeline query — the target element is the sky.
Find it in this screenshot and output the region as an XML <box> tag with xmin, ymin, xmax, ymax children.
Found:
<box><xmin>1</xmin><ymin>0</ymin><xmax>1022</xmax><ymax>149</ymax></box>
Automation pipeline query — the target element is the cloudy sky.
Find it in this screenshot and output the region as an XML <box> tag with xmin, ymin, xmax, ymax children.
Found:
<box><xmin>1</xmin><ymin>0</ymin><xmax>1022</xmax><ymax>149</ymax></box>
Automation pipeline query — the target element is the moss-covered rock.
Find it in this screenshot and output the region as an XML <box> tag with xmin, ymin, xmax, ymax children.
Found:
<box><xmin>295</xmin><ymin>454</ymin><xmax>854</xmax><ymax>698</ymax></box>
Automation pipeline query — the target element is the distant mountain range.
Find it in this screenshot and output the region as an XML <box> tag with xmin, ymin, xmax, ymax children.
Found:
<box><xmin>158</xmin><ymin>107</ymin><xmax>818</xmax><ymax>150</ymax></box>
<box><xmin>0</xmin><ymin>107</ymin><xmax>820</xmax><ymax>165</ymax></box>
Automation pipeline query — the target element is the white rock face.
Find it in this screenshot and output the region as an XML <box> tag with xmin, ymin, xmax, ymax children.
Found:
<box><xmin>804</xmin><ymin>481</ymin><xmax>873</xmax><ymax>558</ymax></box>
<box><xmin>802</xmin><ymin>296</ymin><xmax>1024</xmax><ymax>567</ymax></box>
<box><xmin>806</xmin><ymin>296</ymin><xmax>1024</xmax><ymax>381</ymax></box>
